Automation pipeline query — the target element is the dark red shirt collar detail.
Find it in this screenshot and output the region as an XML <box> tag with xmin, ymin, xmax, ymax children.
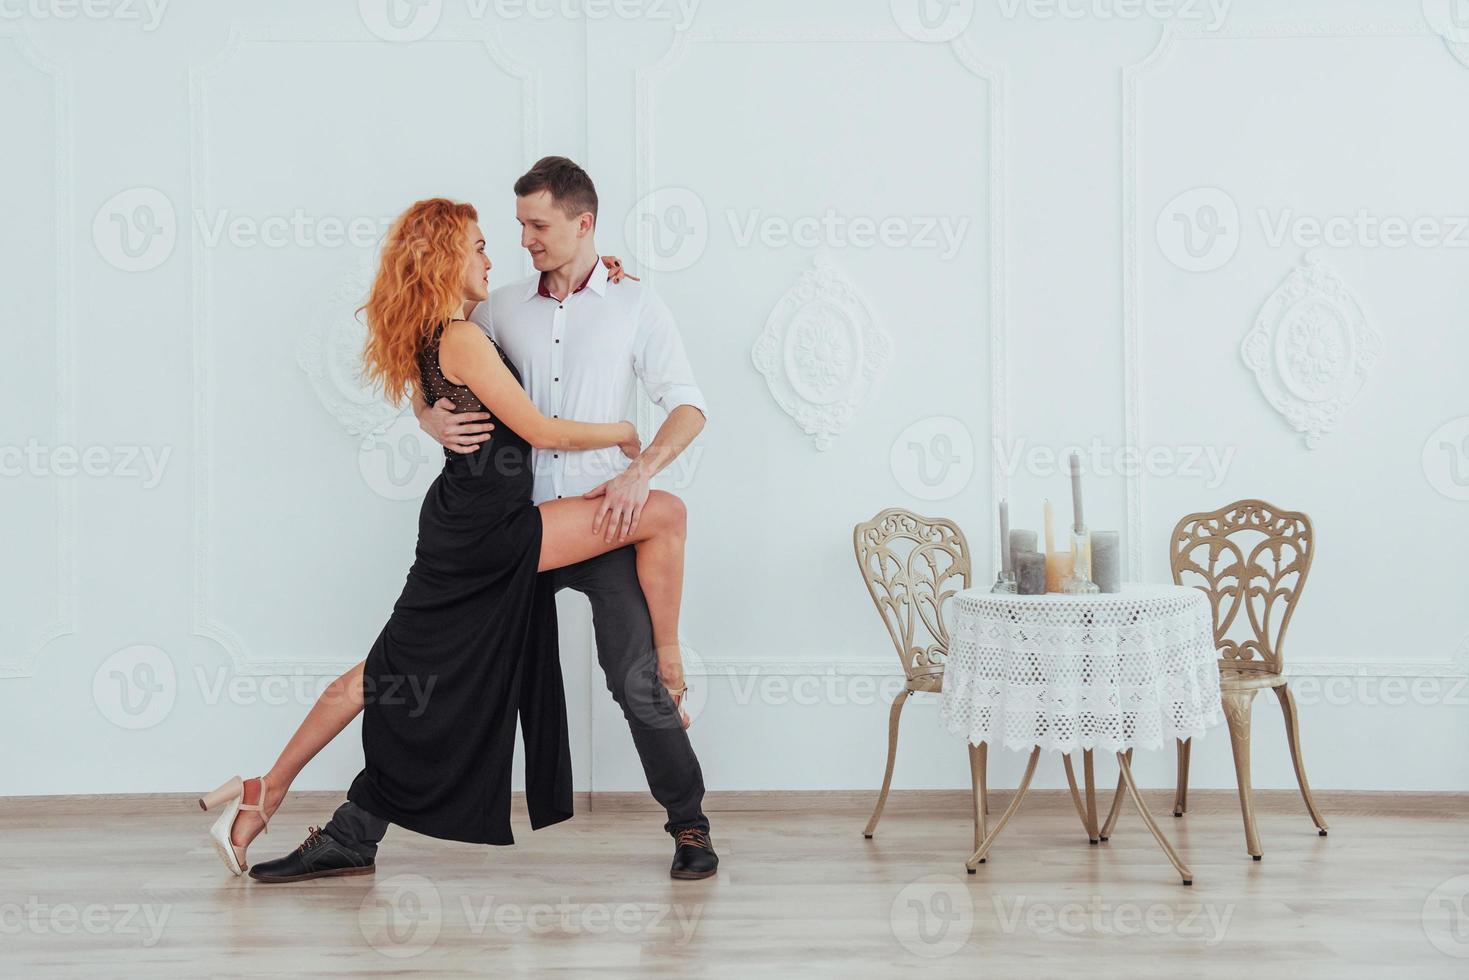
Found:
<box><xmin>537</xmin><ymin>258</ymin><xmax>599</xmax><ymax>300</ymax></box>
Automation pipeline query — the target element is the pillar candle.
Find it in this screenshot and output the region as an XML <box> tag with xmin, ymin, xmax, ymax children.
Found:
<box><xmin>1043</xmin><ymin>498</ymin><xmax>1054</xmax><ymax>554</ymax></box>
<box><xmin>1092</xmin><ymin>530</ymin><xmax>1122</xmax><ymax>593</ymax></box>
<box><xmin>1008</xmin><ymin>529</ymin><xmax>1037</xmax><ymax>576</ymax></box>
<box><xmin>1016</xmin><ymin>551</ymin><xmax>1047</xmax><ymax>595</ymax></box>
<box><xmin>1044</xmin><ymin>549</ymin><xmax>1074</xmax><ymax>593</ymax></box>
<box><xmin>999</xmin><ymin>500</ymin><xmax>1012</xmax><ymax>574</ymax></box>
<box><xmin>1069</xmin><ymin>452</ymin><xmax>1085</xmax><ymax>532</ymax></box>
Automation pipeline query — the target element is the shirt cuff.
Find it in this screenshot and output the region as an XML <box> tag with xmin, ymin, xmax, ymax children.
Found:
<box><xmin>657</xmin><ymin>386</ymin><xmax>709</xmax><ymax>421</ymax></box>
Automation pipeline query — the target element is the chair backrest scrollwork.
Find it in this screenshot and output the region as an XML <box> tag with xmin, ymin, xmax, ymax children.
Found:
<box><xmin>852</xmin><ymin>508</ymin><xmax>972</xmax><ymax>684</ymax></box>
<box><xmin>1170</xmin><ymin>499</ymin><xmax>1313</xmax><ymax>675</ymax></box>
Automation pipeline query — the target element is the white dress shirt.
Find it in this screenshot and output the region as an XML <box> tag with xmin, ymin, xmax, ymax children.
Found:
<box><xmin>470</xmin><ymin>259</ymin><xmax>708</xmax><ymax>505</ymax></box>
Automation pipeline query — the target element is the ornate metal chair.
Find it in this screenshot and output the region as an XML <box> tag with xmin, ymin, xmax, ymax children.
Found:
<box><xmin>1169</xmin><ymin>499</ymin><xmax>1329</xmax><ymax>859</ymax></box>
<box><xmin>853</xmin><ymin>508</ymin><xmax>988</xmax><ymax>846</ymax></box>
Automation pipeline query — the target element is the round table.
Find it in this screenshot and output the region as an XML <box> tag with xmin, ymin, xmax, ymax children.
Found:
<box><xmin>938</xmin><ymin>583</ymin><xmax>1223</xmax><ymax>884</ymax></box>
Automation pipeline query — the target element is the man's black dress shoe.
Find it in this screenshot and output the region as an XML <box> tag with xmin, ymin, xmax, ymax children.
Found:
<box><xmin>248</xmin><ymin>826</ymin><xmax>376</xmax><ymax>883</ymax></box>
<box><xmin>670</xmin><ymin>828</ymin><xmax>718</xmax><ymax>880</ymax></box>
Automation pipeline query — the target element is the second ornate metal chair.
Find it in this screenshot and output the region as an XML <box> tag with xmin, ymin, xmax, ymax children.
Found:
<box><xmin>852</xmin><ymin>508</ymin><xmax>988</xmax><ymax>847</ymax></box>
<box><xmin>1169</xmin><ymin>499</ymin><xmax>1329</xmax><ymax>859</ymax></box>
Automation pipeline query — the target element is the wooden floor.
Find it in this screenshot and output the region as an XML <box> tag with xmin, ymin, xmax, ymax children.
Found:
<box><xmin>1</xmin><ymin>789</ymin><xmax>1465</xmax><ymax>978</ymax></box>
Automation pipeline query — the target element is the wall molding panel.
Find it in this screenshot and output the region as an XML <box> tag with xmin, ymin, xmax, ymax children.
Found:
<box><xmin>0</xmin><ymin>29</ymin><xmax>77</xmax><ymax>679</ymax></box>
<box><xmin>188</xmin><ymin>27</ymin><xmax>541</xmax><ymax>675</ymax></box>
<box><xmin>633</xmin><ymin>25</ymin><xmax>1012</xmax><ymax>574</ymax></box>
<box><xmin>1120</xmin><ymin>21</ymin><xmax>1464</xmax><ymax>682</ymax></box>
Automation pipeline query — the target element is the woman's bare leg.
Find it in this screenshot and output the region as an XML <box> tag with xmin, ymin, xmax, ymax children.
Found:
<box><xmin>230</xmin><ymin>661</ymin><xmax>365</xmax><ymax>850</ymax></box>
<box><xmin>538</xmin><ymin>490</ymin><xmax>689</xmax><ymax>707</ymax></box>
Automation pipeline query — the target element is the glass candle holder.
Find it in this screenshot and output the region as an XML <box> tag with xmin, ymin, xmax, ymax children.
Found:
<box><xmin>1061</xmin><ymin>528</ymin><xmax>1100</xmax><ymax>595</ymax></box>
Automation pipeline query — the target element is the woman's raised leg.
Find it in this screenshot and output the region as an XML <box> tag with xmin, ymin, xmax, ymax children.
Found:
<box><xmin>538</xmin><ymin>490</ymin><xmax>689</xmax><ymax>713</ymax></box>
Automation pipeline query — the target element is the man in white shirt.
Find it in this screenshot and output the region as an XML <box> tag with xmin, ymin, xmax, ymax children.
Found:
<box><xmin>415</xmin><ymin>157</ymin><xmax>715</xmax><ymax>879</ymax></box>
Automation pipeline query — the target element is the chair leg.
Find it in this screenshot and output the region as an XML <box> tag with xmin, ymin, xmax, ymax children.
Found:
<box><xmin>1222</xmin><ymin>687</ymin><xmax>1263</xmax><ymax>860</ymax></box>
<box><xmin>967</xmin><ymin>742</ymin><xmax>988</xmax><ymax>850</ymax></box>
<box><xmin>1274</xmin><ymin>682</ymin><xmax>1329</xmax><ymax>836</ymax></box>
<box><xmin>864</xmin><ymin>689</ymin><xmax>910</xmax><ymax>838</ymax></box>
<box><xmin>1173</xmin><ymin>737</ymin><xmax>1192</xmax><ymax>817</ymax></box>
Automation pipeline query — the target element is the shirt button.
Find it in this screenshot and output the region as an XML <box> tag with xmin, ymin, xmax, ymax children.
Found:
<box><xmin>553</xmin><ymin>453</ymin><xmax>559</xmax><ymax>459</ymax></box>
<box><xmin>554</xmin><ymin>377</ymin><xmax>559</xmax><ymax>382</ymax></box>
<box><xmin>554</xmin><ymin>339</ymin><xmax>560</xmax><ymax>343</ymax></box>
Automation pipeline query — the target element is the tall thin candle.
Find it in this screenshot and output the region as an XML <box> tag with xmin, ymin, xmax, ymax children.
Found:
<box><xmin>1043</xmin><ymin>498</ymin><xmax>1054</xmax><ymax>554</ymax></box>
<box><xmin>999</xmin><ymin>500</ymin><xmax>1012</xmax><ymax>574</ymax></box>
<box><xmin>1068</xmin><ymin>452</ymin><xmax>1085</xmax><ymax>532</ymax></box>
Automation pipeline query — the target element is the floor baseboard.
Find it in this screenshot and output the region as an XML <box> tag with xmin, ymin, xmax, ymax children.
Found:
<box><xmin>3</xmin><ymin>788</ymin><xmax>1462</xmax><ymax>818</ymax></box>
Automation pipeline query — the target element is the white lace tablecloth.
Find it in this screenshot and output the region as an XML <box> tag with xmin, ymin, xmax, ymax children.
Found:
<box><xmin>939</xmin><ymin>584</ymin><xmax>1223</xmax><ymax>753</ymax></box>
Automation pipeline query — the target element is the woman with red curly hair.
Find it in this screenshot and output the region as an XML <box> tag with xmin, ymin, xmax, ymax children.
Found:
<box><xmin>198</xmin><ymin>198</ymin><xmax>690</xmax><ymax>880</ymax></box>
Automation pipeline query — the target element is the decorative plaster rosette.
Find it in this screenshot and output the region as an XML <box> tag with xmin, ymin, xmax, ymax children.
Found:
<box><xmin>751</xmin><ymin>256</ymin><xmax>892</xmax><ymax>450</ymax></box>
<box><xmin>297</xmin><ymin>266</ymin><xmax>406</xmax><ymax>440</ymax></box>
<box><xmin>1240</xmin><ymin>254</ymin><xmax>1381</xmax><ymax>449</ymax></box>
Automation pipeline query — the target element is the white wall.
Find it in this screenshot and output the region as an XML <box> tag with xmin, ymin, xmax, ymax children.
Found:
<box><xmin>3</xmin><ymin>0</ymin><xmax>1467</xmax><ymax>800</ymax></box>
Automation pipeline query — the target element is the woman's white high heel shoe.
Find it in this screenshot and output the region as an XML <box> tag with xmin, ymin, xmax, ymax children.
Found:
<box><xmin>199</xmin><ymin>775</ymin><xmax>271</xmax><ymax>876</ymax></box>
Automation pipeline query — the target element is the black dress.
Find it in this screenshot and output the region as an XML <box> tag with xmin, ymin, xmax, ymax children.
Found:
<box><xmin>346</xmin><ymin>324</ymin><xmax>572</xmax><ymax>845</ymax></box>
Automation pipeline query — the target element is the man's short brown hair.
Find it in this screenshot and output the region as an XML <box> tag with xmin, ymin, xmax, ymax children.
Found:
<box><xmin>514</xmin><ymin>156</ymin><xmax>598</xmax><ymax>224</ymax></box>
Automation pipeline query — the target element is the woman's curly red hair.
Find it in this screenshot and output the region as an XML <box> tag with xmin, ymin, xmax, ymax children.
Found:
<box><xmin>361</xmin><ymin>198</ymin><xmax>479</xmax><ymax>404</ymax></box>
